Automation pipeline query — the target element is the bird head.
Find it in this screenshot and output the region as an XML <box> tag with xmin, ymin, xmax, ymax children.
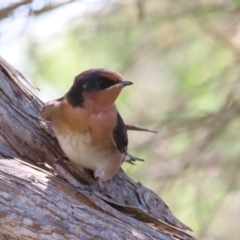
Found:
<box><xmin>66</xmin><ymin>68</ymin><xmax>133</xmax><ymax>111</ymax></box>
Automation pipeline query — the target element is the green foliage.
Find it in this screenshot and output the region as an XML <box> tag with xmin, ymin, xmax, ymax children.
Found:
<box><xmin>2</xmin><ymin>1</ymin><xmax>240</xmax><ymax>239</ymax></box>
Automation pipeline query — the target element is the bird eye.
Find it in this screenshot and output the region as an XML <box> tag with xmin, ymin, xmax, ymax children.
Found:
<box><xmin>97</xmin><ymin>78</ymin><xmax>106</xmax><ymax>88</ymax></box>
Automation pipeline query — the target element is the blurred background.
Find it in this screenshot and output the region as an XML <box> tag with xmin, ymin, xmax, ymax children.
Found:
<box><xmin>1</xmin><ymin>0</ymin><xmax>239</xmax><ymax>239</ymax></box>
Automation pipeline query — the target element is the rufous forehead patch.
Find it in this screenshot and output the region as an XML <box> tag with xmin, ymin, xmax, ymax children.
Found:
<box><xmin>100</xmin><ymin>70</ymin><xmax>123</xmax><ymax>82</ymax></box>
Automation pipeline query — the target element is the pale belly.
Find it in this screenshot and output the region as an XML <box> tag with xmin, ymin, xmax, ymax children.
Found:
<box><xmin>57</xmin><ymin>131</ymin><xmax>92</xmax><ymax>166</ymax></box>
<box><xmin>55</xmin><ymin>130</ymin><xmax>122</xmax><ymax>181</ymax></box>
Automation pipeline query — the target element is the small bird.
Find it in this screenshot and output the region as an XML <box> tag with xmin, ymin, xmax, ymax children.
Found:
<box><xmin>40</xmin><ymin>68</ymin><xmax>155</xmax><ymax>189</ymax></box>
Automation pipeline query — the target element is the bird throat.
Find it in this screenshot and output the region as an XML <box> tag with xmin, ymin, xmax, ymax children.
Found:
<box><xmin>82</xmin><ymin>90</ymin><xmax>120</xmax><ymax>113</ymax></box>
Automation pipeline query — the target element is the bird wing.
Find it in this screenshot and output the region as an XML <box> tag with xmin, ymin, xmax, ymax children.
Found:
<box><xmin>40</xmin><ymin>97</ymin><xmax>63</xmax><ymax>122</ymax></box>
<box><xmin>125</xmin><ymin>123</ymin><xmax>157</xmax><ymax>133</ymax></box>
<box><xmin>113</xmin><ymin>112</ymin><xmax>128</xmax><ymax>153</ymax></box>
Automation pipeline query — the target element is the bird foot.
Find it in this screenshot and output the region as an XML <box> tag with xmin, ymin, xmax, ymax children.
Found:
<box><xmin>123</xmin><ymin>153</ymin><xmax>144</xmax><ymax>164</ymax></box>
<box><xmin>82</xmin><ymin>177</ymin><xmax>99</xmax><ymax>193</ymax></box>
<box><xmin>54</xmin><ymin>156</ymin><xmax>69</xmax><ymax>164</ymax></box>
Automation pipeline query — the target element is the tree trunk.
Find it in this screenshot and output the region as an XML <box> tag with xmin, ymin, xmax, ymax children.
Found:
<box><xmin>0</xmin><ymin>56</ymin><xmax>195</xmax><ymax>240</ymax></box>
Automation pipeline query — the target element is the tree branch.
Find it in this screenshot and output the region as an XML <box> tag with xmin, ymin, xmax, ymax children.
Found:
<box><xmin>0</xmin><ymin>56</ymin><xmax>195</xmax><ymax>240</ymax></box>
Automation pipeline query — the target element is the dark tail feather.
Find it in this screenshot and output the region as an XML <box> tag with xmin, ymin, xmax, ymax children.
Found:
<box><xmin>125</xmin><ymin>124</ymin><xmax>157</xmax><ymax>133</ymax></box>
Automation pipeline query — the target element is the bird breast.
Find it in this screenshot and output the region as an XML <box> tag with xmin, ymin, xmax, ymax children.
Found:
<box><xmin>51</xmin><ymin>102</ymin><xmax>123</xmax><ymax>180</ymax></box>
<box><xmin>56</xmin><ymin>130</ymin><xmax>94</xmax><ymax>168</ymax></box>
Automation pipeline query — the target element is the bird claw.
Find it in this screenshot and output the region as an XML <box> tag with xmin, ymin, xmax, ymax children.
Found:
<box><xmin>54</xmin><ymin>156</ymin><xmax>69</xmax><ymax>164</ymax></box>
<box><xmin>81</xmin><ymin>177</ymin><xmax>99</xmax><ymax>193</ymax></box>
<box><xmin>75</xmin><ymin>183</ymin><xmax>96</xmax><ymax>196</ymax></box>
<box><xmin>123</xmin><ymin>153</ymin><xmax>145</xmax><ymax>164</ymax></box>
<box><xmin>83</xmin><ymin>183</ymin><xmax>97</xmax><ymax>192</ymax></box>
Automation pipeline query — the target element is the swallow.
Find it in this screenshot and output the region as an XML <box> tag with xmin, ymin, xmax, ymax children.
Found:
<box><xmin>40</xmin><ymin>68</ymin><xmax>156</xmax><ymax>190</ymax></box>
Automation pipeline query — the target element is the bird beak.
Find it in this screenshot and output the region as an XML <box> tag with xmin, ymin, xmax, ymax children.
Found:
<box><xmin>106</xmin><ymin>80</ymin><xmax>133</xmax><ymax>90</ymax></box>
<box><xmin>121</xmin><ymin>80</ymin><xmax>133</xmax><ymax>87</ymax></box>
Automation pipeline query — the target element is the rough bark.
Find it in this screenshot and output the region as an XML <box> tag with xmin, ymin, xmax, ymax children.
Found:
<box><xmin>0</xmin><ymin>56</ymin><xmax>196</xmax><ymax>240</ymax></box>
